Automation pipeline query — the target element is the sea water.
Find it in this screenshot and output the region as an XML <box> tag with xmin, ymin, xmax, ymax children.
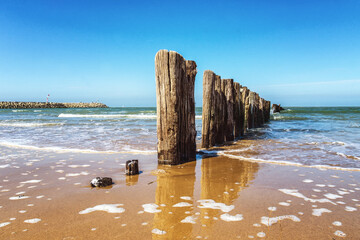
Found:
<box><xmin>0</xmin><ymin>107</ymin><xmax>359</xmax><ymax>169</ymax></box>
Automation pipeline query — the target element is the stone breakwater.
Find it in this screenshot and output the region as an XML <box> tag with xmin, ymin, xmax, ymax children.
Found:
<box><xmin>0</xmin><ymin>102</ymin><xmax>108</xmax><ymax>109</ymax></box>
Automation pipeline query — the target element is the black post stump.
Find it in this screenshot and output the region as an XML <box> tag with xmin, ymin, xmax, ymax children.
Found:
<box><xmin>126</xmin><ymin>160</ymin><xmax>139</xmax><ymax>175</ymax></box>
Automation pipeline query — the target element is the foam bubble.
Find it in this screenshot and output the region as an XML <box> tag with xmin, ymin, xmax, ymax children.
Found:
<box><xmin>0</xmin><ymin>164</ymin><xmax>10</xmax><ymax>168</ymax></box>
<box><xmin>9</xmin><ymin>196</ymin><xmax>30</xmax><ymax>200</ymax></box>
<box><xmin>220</xmin><ymin>213</ymin><xmax>243</xmax><ymax>222</ymax></box>
<box><xmin>68</xmin><ymin>165</ymin><xmax>90</xmax><ymax>168</ymax></box>
<box><xmin>345</xmin><ymin>206</ymin><xmax>357</xmax><ymax>212</ymax></box>
<box><xmin>279</xmin><ymin>202</ymin><xmax>290</xmax><ymax>206</ymax></box>
<box><xmin>20</xmin><ymin>180</ymin><xmax>42</xmax><ymax>184</ymax></box>
<box><xmin>257</xmin><ymin>232</ymin><xmax>266</xmax><ymax>238</ymax></box>
<box><xmin>197</xmin><ymin>199</ymin><xmax>234</xmax><ymax>213</ymax></box>
<box><xmin>79</xmin><ymin>204</ymin><xmax>125</xmax><ymax>214</ymax></box>
<box><xmin>261</xmin><ymin>215</ymin><xmax>300</xmax><ymax>226</ymax></box>
<box><xmin>332</xmin><ymin>221</ymin><xmax>342</xmax><ymax>226</ymax></box>
<box><xmin>312</xmin><ymin>208</ymin><xmax>332</xmax><ymax>216</ymax></box>
<box><xmin>268</xmin><ymin>207</ymin><xmax>277</xmax><ymax>211</ymax></box>
<box><xmin>334</xmin><ymin>230</ymin><xmax>346</xmax><ymax>237</ymax></box>
<box><xmin>66</xmin><ymin>172</ymin><xmax>89</xmax><ymax>177</ymax></box>
<box><xmin>0</xmin><ymin>222</ymin><xmax>10</xmax><ymax>228</ymax></box>
<box><xmin>302</xmin><ymin>179</ymin><xmax>314</xmax><ymax>183</ymax></box>
<box><xmin>181</xmin><ymin>216</ymin><xmax>196</xmax><ymax>224</ymax></box>
<box><xmin>180</xmin><ymin>196</ymin><xmax>192</xmax><ymax>201</ymax></box>
<box><xmin>152</xmin><ymin>228</ymin><xmax>166</xmax><ymax>235</ymax></box>
<box><xmin>324</xmin><ymin>193</ymin><xmax>342</xmax><ymax>200</ymax></box>
<box><xmin>173</xmin><ymin>202</ymin><xmax>192</xmax><ymax>207</ymax></box>
<box><xmin>24</xmin><ymin>218</ymin><xmax>41</xmax><ymax>223</ymax></box>
<box><xmin>142</xmin><ymin>203</ymin><xmax>161</xmax><ymax>213</ymax></box>
<box><xmin>279</xmin><ymin>189</ymin><xmax>335</xmax><ymax>204</ymax></box>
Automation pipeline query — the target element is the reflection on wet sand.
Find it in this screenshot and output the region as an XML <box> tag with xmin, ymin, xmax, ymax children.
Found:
<box><xmin>153</xmin><ymin>161</ymin><xmax>197</xmax><ymax>239</ymax></box>
<box><xmin>152</xmin><ymin>157</ymin><xmax>259</xmax><ymax>239</ymax></box>
<box><xmin>200</xmin><ymin>157</ymin><xmax>259</xmax><ymax>235</ymax></box>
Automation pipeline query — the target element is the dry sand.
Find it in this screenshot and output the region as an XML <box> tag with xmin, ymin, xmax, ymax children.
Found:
<box><xmin>0</xmin><ymin>144</ymin><xmax>359</xmax><ymax>239</ymax></box>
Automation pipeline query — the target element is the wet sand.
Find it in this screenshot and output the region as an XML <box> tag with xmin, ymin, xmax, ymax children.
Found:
<box><xmin>0</xmin><ymin>144</ymin><xmax>359</xmax><ymax>239</ymax></box>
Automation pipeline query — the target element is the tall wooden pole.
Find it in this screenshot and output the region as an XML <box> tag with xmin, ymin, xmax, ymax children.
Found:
<box><xmin>155</xmin><ymin>50</ymin><xmax>197</xmax><ymax>165</ymax></box>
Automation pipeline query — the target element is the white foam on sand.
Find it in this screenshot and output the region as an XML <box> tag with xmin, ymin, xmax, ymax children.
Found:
<box><xmin>261</xmin><ymin>215</ymin><xmax>300</xmax><ymax>226</ymax></box>
<box><xmin>68</xmin><ymin>165</ymin><xmax>90</xmax><ymax>168</ymax></box>
<box><xmin>332</xmin><ymin>221</ymin><xmax>342</xmax><ymax>226</ymax></box>
<box><xmin>142</xmin><ymin>203</ymin><xmax>161</xmax><ymax>213</ymax></box>
<box><xmin>268</xmin><ymin>207</ymin><xmax>277</xmax><ymax>211</ymax></box>
<box><xmin>20</xmin><ymin>180</ymin><xmax>42</xmax><ymax>184</ymax></box>
<box><xmin>345</xmin><ymin>206</ymin><xmax>357</xmax><ymax>212</ymax></box>
<box><xmin>197</xmin><ymin>199</ymin><xmax>234</xmax><ymax>213</ymax></box>
<box><xmin>180</xmin><ymin>196</ymin><xmax>192</xmax><ymax>201</ymax></box>
<box><xmin>302</xmin><ymin>179</ymin><xmax>314</xmax><ymax>183</ymax></box>
<box><xmin>0</xmin><ymin>222</ymin><xmax>10</xmax><ymax>228</ymax></box>
<box><xmin>152</xmin><ymin>228</ymin><xmax>166</xmax><ymax>235</ymax></box>
<box><xmin>0</xmin><ymin>164</ymin><xmax>10</xmax><ymax>168</ymax></box>
<box><xmin>324</xmin><ymin>193</ymin><xmax>342</xmax><ymax>200</ymax></box>
<box><xmin>66</xmin><ymin>172</ymin><xmax>89</xmax><ymax>177</ymax></box>
<box><xmin>172</xmin><ymin>202</ymin><xmax>192</xmax><ymax>207</ymax></box>
<box><xmin>220</xmin><ymin>213</ymin><xmax>243</xmax><ymax>222</ymax></box>
<box><xmin>279</xmin><ymin>189</ymin><xmax>335</xmax><ymax>204</ymax></box>
<box><xmin>337</xmin><ymin>190</ymin><xmax>349</xmax><ymax>195</ymax></box>
<box><xmin>334</xmin><ymin>230</ymin><xmax>346</xmax><ymax>237</ymax></box>
<box><xmin>24</xmin><ymin>218</ymin><xmax>41</xmax><ymax>223</ymax></box>
<box><xmin>180</xmin><ymin>216</ymin><xmax>196</xmax><ymax>224</ymax></box>
<box><xmin>257</xmin><ymin>232</ymin><xmax>266</xmax><ymax>238</ymax></box>
<box><xmin>9</xmin><ymin>196</ymin><xmax>30</xmax><ymax>200</ymax></box>
<box><xmin>279</xmin><ymin>202</ymin><xmax>290</xmax><ymax>206</ymax></box>
<box><xmin>312</xmin><ymin>208</ymin><xmax>332</xmax><ymax>216</ymax></box>
<box><xmin>79</xmin><ymin>204</ymin><xmax>125</xmax><ymax>214</ymax></box>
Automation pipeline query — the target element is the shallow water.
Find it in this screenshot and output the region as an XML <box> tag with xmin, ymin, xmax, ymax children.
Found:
<box><xmin>0</xmin><ymin>107</ymin><xmax>359</xmax><ymax>169</ymax></box>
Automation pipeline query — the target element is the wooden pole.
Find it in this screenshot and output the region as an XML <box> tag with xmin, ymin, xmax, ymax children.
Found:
<box><xmin>155</xmin><ymin>50</ymin><xmax>197</xmax><ymax>165</ymax></box>
<box><xmin>223</xmin><ymin>79</ymin><xmax>234</xmax><ymax>142</ymax></box>
<box><xmin>233</xmin><ymin>82</ymin><xmax>242</xmax><ymax>138</ymax></box>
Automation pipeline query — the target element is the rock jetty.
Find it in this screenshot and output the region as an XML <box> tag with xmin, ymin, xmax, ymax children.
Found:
<box><xmin>0</xmin><ymin>102</ymin><xmax>108</xmax><ymax>109</ymax></box>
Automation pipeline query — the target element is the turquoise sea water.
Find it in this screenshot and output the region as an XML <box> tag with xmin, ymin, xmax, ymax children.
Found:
<box><xmin>0</xmin><ymin>107</ymin><xmax>359</xmax><ymax>169</ymax></box>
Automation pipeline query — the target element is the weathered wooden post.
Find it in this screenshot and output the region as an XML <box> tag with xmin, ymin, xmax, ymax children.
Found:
<box><xmin>233</xmin><ymin>82</ymin><xmax>242</xmax><ymax>138</ymax></box>
<box><xmin>214</xmin><ymin>75</ymin><xmax>225</xmax><ymax>145</ymax></box>
<box><xmin>201</xmin><ymin>70</ymin><xmax>216</xmax><ymax>149</ymax></box>
<box><xmin>241</xmin><ymin>87</ymin><xmax>250</xmax><ymax>134</ymax></box>
<box><xmin>223</xmin><ymin>79</ymin><xmax>235</xmax><ymax>142</ymax></box>
<box><xmin>155</xmin><ymin>50</ymin><xmax>197</xmax><ymax>165</ymax></box>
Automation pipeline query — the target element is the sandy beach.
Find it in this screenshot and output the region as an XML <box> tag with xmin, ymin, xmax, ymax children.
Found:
<box><xmin>1</xmin><ymin>142</ymin><xmax>359</xmax><ymax>240</ymax></box>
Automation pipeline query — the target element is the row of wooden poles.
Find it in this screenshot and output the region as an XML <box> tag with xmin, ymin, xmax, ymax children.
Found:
<box><xmin>155</xmin><ymin>50</ymin><xmax>271</xmax><ymax>165</ymax></box>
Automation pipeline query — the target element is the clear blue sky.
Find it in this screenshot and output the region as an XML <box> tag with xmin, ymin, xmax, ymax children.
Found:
<box><xmin>1</xmin><ymin>0</ymin><xmax>359</xmax><ymax>107</ymax></box>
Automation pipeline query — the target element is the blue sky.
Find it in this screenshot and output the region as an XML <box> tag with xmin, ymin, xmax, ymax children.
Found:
<box><xmin>1</xmin><ymin>0</ymin><xmax>359</xmax><ymax>107</ymax></box>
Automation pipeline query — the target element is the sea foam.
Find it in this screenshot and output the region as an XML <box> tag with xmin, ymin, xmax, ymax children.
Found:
<box><xmin>79</xmin><ymin>204</ymin><xmax>125</xmax><ymax>214</ymax></box>
<box><xmin>261</xmin><ymin>215</ymin><xmax>300</xmax><ymax>226</ymax></box>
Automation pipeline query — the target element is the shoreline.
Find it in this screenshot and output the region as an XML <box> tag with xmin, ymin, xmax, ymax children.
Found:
<box><xmin>0</xmin><ymin>144</ymin><xmax>359</xmax><ymax>239</ymax></box>
<box><xmin>0</xmin><ymin>101</ymin><xmax>108</xmax><ymax>109</ymax></box>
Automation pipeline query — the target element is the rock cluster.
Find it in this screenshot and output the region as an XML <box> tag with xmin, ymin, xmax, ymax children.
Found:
<box><xmin>0</xmin><ymin>102</ymin><xmax>108</xmax><ymax>109</ymax></box>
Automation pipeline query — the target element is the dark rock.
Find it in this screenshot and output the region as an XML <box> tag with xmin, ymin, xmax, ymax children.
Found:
<box><xmin>90</xmin><ymin>177</ymin><xmax>113</xmax><ymax>187</ymax></box>
<box><xmin>272</xmin><ymin>104</ymin><xmax>285</xmax><ymax>113</ymax></box>
<box><xmin>125</xmin><ymin>160</ymin><xmax>139</xmax><ymax>175</ymax></box>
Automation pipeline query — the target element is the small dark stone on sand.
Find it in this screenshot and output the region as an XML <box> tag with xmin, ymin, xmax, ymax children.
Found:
<box><xmin>90</xmin><ymin>177</ymin><xmax>113</xmax><ymax>187</ymax></box>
